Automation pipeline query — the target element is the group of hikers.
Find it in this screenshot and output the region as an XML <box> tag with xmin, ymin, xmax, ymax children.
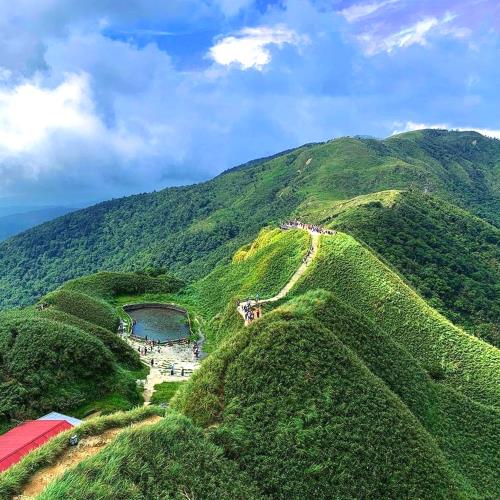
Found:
<box><xmin>280</xmin><ymin>220</ymin><xmax>336</xmax><ymax>235</ymax></box>
<box><xmin>238</xmin><ymin>297</ymin><xmax>262</xmax><ymax>324</ymax></box>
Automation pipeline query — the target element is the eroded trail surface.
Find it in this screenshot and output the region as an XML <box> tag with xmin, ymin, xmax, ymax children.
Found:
<box><xmin>17</xmin><ymin>416</ymin><xmax>162</xmax><ymax>499</ymax></box>
<box><xmin>237</xmin><ymin>229</ymin><xmax>322</xmax><ymax>324</ymax></box>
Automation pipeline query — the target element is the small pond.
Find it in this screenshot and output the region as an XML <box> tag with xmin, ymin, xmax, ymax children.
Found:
<box><xmin>128</xmin><ymin>306</ymin><xmax>190</xmax><ymax>342</ymax></box>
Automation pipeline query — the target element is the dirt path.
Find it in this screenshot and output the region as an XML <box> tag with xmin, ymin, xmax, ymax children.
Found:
<box><xmin>17</xmin><ymin>416</ymin><xmax>162</xmax><ymax>499</ymax></box>
<box><xmin>237</xmin><ymin>229</ymin><xmax>321</xmax><ymax>324</ymax></box>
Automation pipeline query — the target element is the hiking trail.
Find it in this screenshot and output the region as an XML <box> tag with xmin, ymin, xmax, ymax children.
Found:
<box><xmin>16</xmin><ymin>416</ymin><xmax>162</xmax><ymax>499</ymax></box>
<box><xmin>237</xmin><ymin>225</ymin><xmax>328</xmax><ymax>325</ymax></box>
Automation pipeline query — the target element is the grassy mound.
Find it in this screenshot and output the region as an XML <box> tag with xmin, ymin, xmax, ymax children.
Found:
<box><xmin>170</xmin><ymin>304</ymin><xmax>465</xmax><ymax>498</ymax></box>
<box><xmin>61</xmin><ymin>271</ymin><xmax>184</xmax><ymax>301</ymax></box>
<box><xmin>0</xmin><ymin>272</ymin><xmax>183</xmax><ymax>429</ymax></box>
<box><xmin>292</xmin><ymin>232</ymin><xmax>500</xmax><ymax>408</ymax></box>
<box><xmin>0</xmin><ymin>311</ymin><xmax>116</xmax><ymax>420</ymax></box>
<box><xmin>44</xmin><ymin>289</ymin><xmax>119</xmax><ymax>332</ymax></box>
<box><xmin>282</xmin><ymin>290</ymin><xmax>500</xmax><ymax>497</ymax></box>
<box><xmin>39</xmin><ymin>414</ymin><xmax>261</xmax><ymax>500</ymax></box>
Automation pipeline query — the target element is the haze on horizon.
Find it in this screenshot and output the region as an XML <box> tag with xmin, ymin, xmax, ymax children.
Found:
<box><xmin>0</xmin><ymin>0</ymin><xmax>498</xmax><ymax>207</ymax></box>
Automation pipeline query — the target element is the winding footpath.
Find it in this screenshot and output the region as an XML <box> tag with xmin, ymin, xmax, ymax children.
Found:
<box><xmin>237</xmin><ymin>226</ymin><xmax>326</xmax><ymax>325</ymax></box>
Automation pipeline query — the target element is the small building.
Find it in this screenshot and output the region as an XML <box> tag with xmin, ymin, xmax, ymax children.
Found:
<box><xmin>0</xmin><ymin>420</ymin><xmax>73</xmax><ymax>472</ymax></box>
<box><xmin>38</xmin><ymin>411</ymin><xmax>82</xmax><ymax>427</ymax></box>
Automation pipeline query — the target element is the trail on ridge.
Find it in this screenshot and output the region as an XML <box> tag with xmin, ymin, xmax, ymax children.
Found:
<box><xmin>237</xmin><ymin>228</ymin><xmax>321</xmax><ymax>323</ymax></box>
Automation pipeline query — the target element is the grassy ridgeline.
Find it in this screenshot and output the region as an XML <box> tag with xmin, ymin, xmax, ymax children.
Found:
<box><xmin>292</xmin><ymin>232</ymin><xmax>500</xmax><ymax>408</ymax></box>
<box><xmin>12</xmin><ymin>230</ymin><xmax>500</xmax><ymax>498</ymax></box>
<box><xmin>0</xmin><ymin>272</ymin><xmax>183</xmax><ymax>428</ymax></box>
<box><xmin>1</xmin><ymin>129</ymin><xmax>498</xmax><ymax>310</ymax></box>
<box><xmin>193</xmin><ymin>227</ymin><xmax>309</xmax><ymax>318</ymax></box>
<box><xmin>324</xmin><ymin>190</ymin><xmax>500</xmax><ymax>341</ymax></box>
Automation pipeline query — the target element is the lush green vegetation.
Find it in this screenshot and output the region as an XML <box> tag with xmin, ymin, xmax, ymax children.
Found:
<box><xmin>0</xmin><ymin>272</ymin><xmax>183</xmax><ymax>430</ymax></box>
<box><xmin>0</xmin><ymin>130</ymin><xmax>497</xmax><ymax>310</ymax></box>
<box><xmin>193</xmin><ymin>227</ymin><xmax>308</xmax><ymax>317</ymax></box>
<box><xmin>39</xmin><ymin>414</ymin><xmax>262</xmax><ymax>500</ymax></box>
<box><xmin>0</xmin><ymin>130</ymin><xmax>499</xmax><ymax>498</ymax></box>
<box><xmin>150</xmin><ymin>381</ymin><xmax>185</xmax><ymax>406</ymax></box>
<box><xmin>292</xmin><ymin>232</ymin><xmax>500</xmax><ymax>408</ymax></box>
<box><xmin>323</xmin><ymin>190</ymin><xmax>499</xmax><ymax>343</ymax></box>
<box><xmin>3</xmin><ymin>210</ymin><xmax>499</xmax><ymax>498</ymax></box>
<box><xmin>0</xmin><ymin>405</ymin><xmax>164</xmax><ymax>499</ymax></box>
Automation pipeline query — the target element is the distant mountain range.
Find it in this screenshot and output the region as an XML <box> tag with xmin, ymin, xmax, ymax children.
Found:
<box><xmin>0</xmin><ymin>206</ymin><xmax>76</xmax><ymax>242</ymax></box>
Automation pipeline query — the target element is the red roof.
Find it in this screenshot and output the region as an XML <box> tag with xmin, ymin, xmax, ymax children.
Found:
<box><xmin>0</xmin><ymin>420</ymin><xmax>73</xmax><ymax>472</ymax></box>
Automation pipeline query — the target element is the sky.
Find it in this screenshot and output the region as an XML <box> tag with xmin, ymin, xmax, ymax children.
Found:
<box><xmin>0</xmin><ymin>0</ymin><xmax>498</xmax><ymax>206</ymax></box>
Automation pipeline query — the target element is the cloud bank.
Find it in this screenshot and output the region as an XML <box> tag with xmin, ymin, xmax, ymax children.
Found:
<box><xmin>0</xmin><ymin>0</ymin><xmax>497</xmax><ymax>206</ymax></box>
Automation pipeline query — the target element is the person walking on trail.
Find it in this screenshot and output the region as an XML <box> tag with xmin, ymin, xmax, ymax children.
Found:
<box><xmin>150</xmin><ymin>358</ymin><xmax>154</xmax><ymax>367</ymax></box>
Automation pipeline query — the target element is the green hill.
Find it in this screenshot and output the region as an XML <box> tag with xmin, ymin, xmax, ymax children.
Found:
<box><xmin>307</xmin><ymin>190</ymin><xmax>499</xmax><ymax>343</ymax></box>
<box><xmin>0</xmin><ymin>129</ymin><xmax>498</xmax><ymax>310</ymax></box>
<box><xmin>2</xmin><ymin>219</ymin><xmax>499</xmax><ymax>498</ymax></box>
<box><xmin>0</xmin><ymin>272</ymin><xmax>182</xmax><ymax>431</ymax></box>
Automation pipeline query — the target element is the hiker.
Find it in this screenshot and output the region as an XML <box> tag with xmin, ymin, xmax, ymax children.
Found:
<box><xmin>181</xmin><ymin>368</ymin><xmax>185</xmax><ymax>376</ymax></box>
<box><xmin>150</xmin><ymin>359</ymin><xmax>154</xmax><ymax>367</ymax></box>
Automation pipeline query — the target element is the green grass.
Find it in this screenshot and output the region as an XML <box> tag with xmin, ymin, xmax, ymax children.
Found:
<box><xmin>0</xmin><ymin>272</ymin><xmax>180</xmax><ymax>429</ymax></box>
<box><xmin>171</xmin><ymin>298</ymin><xmax>471</xmax><ymax>498</ymax></box>
<box><xmin>150</xmin><ymin>381</ymin><xmax>185</xmax><ymax>405</ymax></box>
<box><xmin>38</xmin><ymin>414</ymin><xmax>262</xmax><ymax>500</ymax></box>
<box><xmin>1</xmin><ymin>129</ymin><xmax>497</xmax><ymax>311</ymax></box>
<box><xmin>0</xmin><ymin>406</ymin><xmax>164</xmax><ymax>500</ymax></box>
<box><xmin>292</xmin><ymin>232</ymin><xmax>500</xmax><ymax>408</ymax></box>
<box><xmin>278</xmin><ymin>290</ymin><xmax>500</xmax><ymax>497</ymax></box>
<box><xmin>321</xmin><ymin>190</ymin><xmax>500</xmax><ymax>341</ymax></box>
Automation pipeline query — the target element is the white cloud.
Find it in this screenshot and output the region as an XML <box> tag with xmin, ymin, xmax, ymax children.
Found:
<box><xmin>392</xmin><ymin>121</ymin><xmax>500</xmax><ymax>139</ymax></box>
<box><xmin>359</xmin><ymin>12</ymin><xmax>469</xmax><ymax>55</ymax></box>
<box><xmin>209</xmin><ymin>25</ymin><xmax>306</xmax><ymax>70</ymax></box>
<box><xmin>0</xmin><ymin>73</ymin><xmax>98</xmax><ymax>154</ymax></box>
<box><xmin>341</xmin><ymin>0</ymin><xmax>399</xmax><ymax>23</ymax></box>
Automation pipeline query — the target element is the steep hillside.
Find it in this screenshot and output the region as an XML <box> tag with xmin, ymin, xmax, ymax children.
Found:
<box><xmin>40</xmin><ymin>289</ymin><xmax>499</xmax><ymax>499</ymax></box>
<box><xmin>3</xmin><ymin>226</ymin><xmax>499</xmax><ymax>498</ymax></box>
<box><xmin>0</xmin><ymin>129</ymin><xmax>498</xmax><ymax>309</ymax></box>
<box><xmin>0</xmin><ymin>272</ymin><xmax>182</xmax><ymax>431</ymax></box>
<box><xmin>291</xmin><ymin>232</ymin><xmax>499</xmax><ymax>407</ymax></box>
<box><xmin>303</xmin><ymin>190</ymin><xmax>499</xmax><ymax>343</ymax></box>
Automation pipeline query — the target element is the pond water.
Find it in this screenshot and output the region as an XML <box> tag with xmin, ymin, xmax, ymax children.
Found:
<box><xmin>129</xmin><ymin>307</ymin><xmax>190</xmax><ymax>342</ymax></box>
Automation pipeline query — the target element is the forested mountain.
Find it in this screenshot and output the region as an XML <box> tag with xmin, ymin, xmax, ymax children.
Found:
<box><xmin>0</xmin><ymin>129</ymin><xmax>498</xmax><ymax>332</ymax></box>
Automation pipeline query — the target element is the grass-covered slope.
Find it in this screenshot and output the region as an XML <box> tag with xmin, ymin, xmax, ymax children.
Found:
<box><xmin>0</xmin><ymin>272</ymin><xmax>183</xmax><ymax>429</ymax></box>
<box><xmin>293</xmin><ymin>233</ymin><xmax>500</xmax><ymax>408</ymax></box>
<box><xmin>21</xmin><ymin>229</ymin><xmax>499</xmax><ymax>499</ymax></box>
<box><xmin>192</xmin><ymin>227</ymin><xmax>308</xmax><ymax>318</ymax></box>
<box><xmin>319</xmin><ymin>190</ymin><xmax>499</xmax><ymax>342</ymax></box>
<box><xmin>38</xmin><ymin>414</ymin><xmax>262</xmax><ymax>500</ymax></box>
<box><xmin>0</xmin><ymin>129</ymin><xmax>498</xmax><ymax>309</ymax></box>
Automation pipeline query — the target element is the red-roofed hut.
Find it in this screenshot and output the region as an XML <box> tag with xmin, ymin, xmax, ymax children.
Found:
<box><xmin>0</xmin><ymin>420</ymin><xmax>73</xmax><ymax>472</ymax></box>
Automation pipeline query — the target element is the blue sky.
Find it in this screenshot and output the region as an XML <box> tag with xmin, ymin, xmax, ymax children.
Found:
<box><xmin>0</xmin><ymin>0</ymin><xmax>498</xmax><ymax>206</ymax></box>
